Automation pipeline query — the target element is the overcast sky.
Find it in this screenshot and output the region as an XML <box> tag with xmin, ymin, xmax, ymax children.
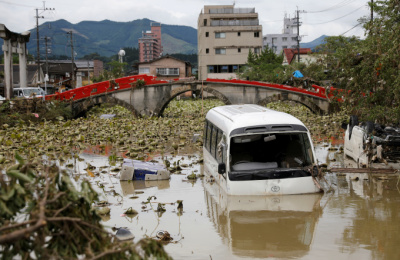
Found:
<box><xmin>1</xmin><ymin>0</ymin><xmax>371</xmax><ymax>43</ymax></box>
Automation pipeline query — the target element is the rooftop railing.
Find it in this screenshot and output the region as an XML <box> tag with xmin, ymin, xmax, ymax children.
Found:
<box><xmin>209</xmin><ymin>8</ymin><xmax>255</xmax><ymax>14</ymax></box>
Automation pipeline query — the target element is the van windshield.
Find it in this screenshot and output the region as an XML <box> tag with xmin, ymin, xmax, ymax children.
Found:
<box><xmin>229</xmin><ymin>132</ymin><xmax>314</xmax><ymax>181</ymax></box>
<box><xmin>23</xmin><ymin>89</ymin><xmax>43</xmax><ymax>96</ymax></box>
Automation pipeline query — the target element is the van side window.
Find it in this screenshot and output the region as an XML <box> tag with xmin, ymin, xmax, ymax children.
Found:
<box><xmin>204</xmin><ymin>121</ymin><xmax>208</xmax><ymax>145</ymax></box>
<box><xmin>216</xmin><ymin>130</ymin><xmax>225</xmax><ymax>163</ymax></box>
<box><xmin>206</xmin><ymin>122</ymin><xmax>212</xmax><ymax>152</ymax></box>
<box><xmin>211</xmin><ymin>125</ymin><xmax>218</xmax><ymax>158</ymax></box>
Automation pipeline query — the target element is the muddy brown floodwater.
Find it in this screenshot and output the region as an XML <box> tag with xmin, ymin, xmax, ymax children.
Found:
<box><xmin>64</xmin><ymin>140</ymin><xmax>400</xmax><ymax>260</ymax></box>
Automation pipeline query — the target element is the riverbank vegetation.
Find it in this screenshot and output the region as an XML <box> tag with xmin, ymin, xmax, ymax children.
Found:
<box><xmin>240</xmin><ymin>0</ymin><xmax>400</xmax><ymax>124</ymax></box>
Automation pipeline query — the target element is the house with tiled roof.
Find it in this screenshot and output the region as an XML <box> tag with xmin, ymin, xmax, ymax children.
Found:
<box><xmin>136</xmin><ymin>55</ymin><xmax>192</xmax><ymax>80</ymax></box>
<box><xmin>283</xmin><ymin>48</ymin><xmax>315</xmax><ymax>65</ymax></box>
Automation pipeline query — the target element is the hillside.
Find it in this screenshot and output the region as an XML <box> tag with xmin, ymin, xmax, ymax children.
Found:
<box><xmin>26</xmin><ymin>18</ymin><xmax>197</xmax><ymax>58</ymax></box>
<box><xmin>300</xmin><ymin>35</ymin><xmax>328</xmax><ymax>50</ymax></box>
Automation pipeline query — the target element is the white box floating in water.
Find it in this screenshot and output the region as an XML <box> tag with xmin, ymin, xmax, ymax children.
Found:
<box><xmin>120</xmin><ymin>159</ymin><xmax>170</xmax><ymax>181</ymax></box>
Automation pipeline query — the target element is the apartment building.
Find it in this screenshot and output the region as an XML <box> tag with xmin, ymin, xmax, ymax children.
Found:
<box><xmin>263</xmin><ymin>15</ymin><xmax>299</xmax><ymax>55</ymax></box>
<box><xmin>138</xmin><ymin>22</ymin><xmax>163</xmax><ymax>62</ymax></box>
<box><xmin>197</xmin><ymin>5</ymin><xmax>263</xmax><ymax>80</ymax></box>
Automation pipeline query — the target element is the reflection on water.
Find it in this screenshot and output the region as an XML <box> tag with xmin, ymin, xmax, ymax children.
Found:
<box><xmin>204</xmin><ymin>181</ymin><xmax>323</xmax><ymax>258</ymax></box>
<box><xmin>59</xmin><ymin>141</ymin><xmax>400</xmax><ymax>260</ymax></box>
<box><xmin>120</xmin><ymin>180</ymin><xmax>170</xmax><ymax>196</ymax></box>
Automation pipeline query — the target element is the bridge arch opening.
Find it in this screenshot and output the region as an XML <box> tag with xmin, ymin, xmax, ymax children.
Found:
<box><xmin>157</xmin><ymin>86</ymin><xmax>231</xmax><ymax>117</ymax></box>
<box><xmin>257</xmin><ymin>95</ymin><xmax>324</xmax><ymax>115</ymax></box>
<box><xmin>72</xmin><ymin>95</ymin><xmax>138</xmax><ymax>118</ymax></box>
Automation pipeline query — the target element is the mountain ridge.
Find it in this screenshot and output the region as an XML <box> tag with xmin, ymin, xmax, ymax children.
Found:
<box><xmin>26</xmin><ymin>18</ymin><xmax>198</xmax><ymax>58</ymax></box>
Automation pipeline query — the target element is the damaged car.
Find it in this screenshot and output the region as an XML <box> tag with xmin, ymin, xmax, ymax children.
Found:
<box><xmin>343</xmin><ymin>115</ymin><xmax>400</xmax><ymax>167</ymax></box>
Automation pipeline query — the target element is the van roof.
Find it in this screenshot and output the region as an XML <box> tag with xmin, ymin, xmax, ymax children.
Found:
<box><xmin>206</xmin><ymin>104</ymin><xmax>307</xmax><ymax>134</ymax></box>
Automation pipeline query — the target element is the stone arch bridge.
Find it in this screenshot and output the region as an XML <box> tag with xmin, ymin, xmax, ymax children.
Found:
<box><xmin>47</xmin><ymin>75</ymin><xmax>332</xmax><ymax>117</ymax></box>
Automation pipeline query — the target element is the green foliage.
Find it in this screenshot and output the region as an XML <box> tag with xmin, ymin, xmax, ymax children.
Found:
<box><xmin>93</xmin><ymin>61</ymin><xmax>128</xmax><ymax>82</ymax></box>
<box><xmin>317</xmin><ymin>0</ymin><xmax>400</xmax><ymax>123</ymax></box>
<box><xmin>170</xmin><ymin>53</ymin><xmax>198</xmax><ymax>67</ymax></box>
<box><xmin>0</xmin><ymin>154</ymin><xmax>172</xmax><ymax>259</ymax></box>
<box><xmin>239</xmin><ymin>47</ymin><xmax>284</xmax><ymax>82</ymax></box>
<box><xmin>0</xmin><ymin>100</ymin><xmax>73</xmax><ymax>126</ymax></box>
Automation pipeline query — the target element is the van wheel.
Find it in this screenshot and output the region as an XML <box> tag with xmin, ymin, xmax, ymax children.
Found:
<box><xmin>366</xmin><ymin>121</ymin><xmax>374</xmax><ymax>134</ymax></box>
<box><xmin>348</xmin><ymin>115</ymin><xmax>359</xmax><ymax>140</ymax></box>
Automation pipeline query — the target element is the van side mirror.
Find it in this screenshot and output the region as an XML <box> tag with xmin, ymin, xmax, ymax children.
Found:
<box><xmin>341</xmin><ymin>123</ymin><xmax>347</xmax><ymax>130</ymax></box>
<box><xmin>218</xmin><ymin>163</ymin><xmax>226</xmax><ymax>174</ymax></box>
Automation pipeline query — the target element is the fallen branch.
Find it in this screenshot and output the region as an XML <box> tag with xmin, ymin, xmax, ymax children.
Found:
<box><xmin>328</xmin><ymin>168</ymin><xmax>398</xmax><ymax>174</ymax></box>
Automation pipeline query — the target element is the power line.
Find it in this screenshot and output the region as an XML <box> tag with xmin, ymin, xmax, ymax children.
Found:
<box><xmin>304</xmin><ymin>5</ymin><xmax>365</xmax><ymax>25</ymax></box>
<box><xmin>307</xmin><ymin>0</ymin><xmax>357</xmax><ymax>13</ymax></box>
<box><xmin>0</xmin><ymin>0</ymin><xmax>36</xmax><ymax>8</ymax></box>
<box><xmin>340</xmin><ymin>23</ymin><xmax>361</xmax><ymax>35</ymax></box>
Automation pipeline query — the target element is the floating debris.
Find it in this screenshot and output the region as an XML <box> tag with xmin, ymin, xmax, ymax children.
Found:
<box><xmin>124</xmin><ymin>207</ymin><xmax>138</xmax><ymax>215</ymax></box>
<box><xmin>156</xmin><ymin>230</ymin><xmax>173</xmax><ymax>241</ymax></box>
<box><xmin>115</xmin><ymin>228</ymin><xmax>135</xmax><ymax>241</ymax></box>
<box><xmin>96</xmin><ymin>207</ymin><xmax>111</xmax><ymax>215</ymax></box>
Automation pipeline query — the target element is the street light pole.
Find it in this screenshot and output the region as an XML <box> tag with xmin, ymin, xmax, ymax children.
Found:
<box><xmin>35</xmin><ymin>2</ymin><xmax>55</xmax><ymax>87</ymax></box>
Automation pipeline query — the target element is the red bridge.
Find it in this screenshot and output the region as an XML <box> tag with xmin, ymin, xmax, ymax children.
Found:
<box><xmin>46</xmin><ymin>75</ymin><xmax>334</xmax><ymax>117</ymax></box>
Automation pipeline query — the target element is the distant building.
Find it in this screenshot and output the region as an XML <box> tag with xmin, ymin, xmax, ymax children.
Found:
<box><xmin>137</xmin><ymin>55</ymin><xmax>192</xmax><ymax>80</ymax></box>
<box><xmin>282</xmin><ymin>48</ymin><xmax>312</xmax><ymax>65</ymax></box>
<box><xmin>263</xmin><ymin>15</ymin><xmax>299</xmax><ymax>55</ymax></box>
<box><xmin>138</xmin><ymin>22</ymin><xmax>163</xmax><ymax>63</ymax></box>
<box><xmin>197</xmin><ymin>5</ymin><xmax>263</xmax><ymax>80</ymax></box>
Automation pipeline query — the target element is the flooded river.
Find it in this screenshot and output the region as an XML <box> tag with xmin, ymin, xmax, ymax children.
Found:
<box><xmin>2</xmin><ymin>100</ymin><xmax>399</xmax><ymax>259</ymax></box>
<box><xmin>70</xmin><ymin>141</ymin><xmax>400</xmax><ymax>260</ymax></box>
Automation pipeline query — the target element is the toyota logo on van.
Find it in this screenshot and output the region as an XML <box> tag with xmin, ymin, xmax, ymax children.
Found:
<box><xmin>271</xmin><ymin>186</ymin><xmax>280</xmax><ymax>192</ymax></box>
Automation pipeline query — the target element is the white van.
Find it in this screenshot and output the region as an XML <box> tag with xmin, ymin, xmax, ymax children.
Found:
<box><xmin>13</xmin><ymin>88</ymin><xmax>44</xmax><ymax>99</ymax></box>
<box><xmin>204</xmin><ymin>104</ymin><xmax>322</xmax><ymax>195</ymax></box>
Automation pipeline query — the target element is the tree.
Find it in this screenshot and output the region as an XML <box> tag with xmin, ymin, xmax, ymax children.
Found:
<box><xmin>239</xmin><ymin>47</ymin><xmax>284</xmax><ymax>82</ymax></box>
<box><xmin>93</xmin><ymin>60</ymin><xmax>128</xmax><ymax>82</ymax></box>
<box><xmin>317</xmin><ymin>0</ymin><xmax>400</xmax><ymax>123</ymax></box>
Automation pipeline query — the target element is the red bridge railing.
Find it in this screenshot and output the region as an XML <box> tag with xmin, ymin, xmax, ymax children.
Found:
<box><xmin>46</xmin><ymin>75</ymin><xmax>333</xmax><ymax>102</ymax></box>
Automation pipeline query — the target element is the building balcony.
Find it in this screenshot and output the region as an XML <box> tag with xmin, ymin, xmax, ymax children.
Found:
<box><xmin>210</xmin><ymin>19</ymin><xmax>259</xmax><ymax>27</ymax></box>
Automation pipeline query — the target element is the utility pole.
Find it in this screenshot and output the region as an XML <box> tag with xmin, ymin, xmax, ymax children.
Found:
<box><xmin>296</xmin><ymin>7</ymin><xmax>301</xmax><ymax>63</ymax></box>
<box><xmin>35</xmin><ymin>2</ymin><xmax>55</xmax><ymax>86</ymax></box>
<box><xmin>67</xmin><ymin>31</ymin><xmax>75</xmax><ymax>88</ymax></box>
<box><xmin>371</xmin><ymin>0</ymin><xmax>374</xmax><ymax>21</ymax></box>
<box><xmin>295</xmin><ymin>7</ymin><xmax>306</xmax><ymax>63</ymax></box>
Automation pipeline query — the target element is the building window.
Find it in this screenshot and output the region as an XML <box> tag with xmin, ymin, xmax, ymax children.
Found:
<box><xmin>254</xmin><ymin>32</ymin><xmax>260</xmax><ymax>37</ymax></box>
<box><xmin>254</xmin><ymin>48</ymin><xmax>260</xmax><ymax>54</ymax></box>
<box><xmin>221</xmin><ymin>66</ymin><xmax>228</xmax><ymax>73</ymax></box>
<box><xmin>208</xmin><ymin>65</ymin><xmax>215</xmax><ymax>73</ymax></box>
<box><xmin>156</xmin><ymin>68</ymin><xmax>179</xmax><ymax>76</ymax></box>
<box><xmin>206</xmin><ymin>32</ymin><xmax>209</xmax><ymax>37</ymax></box>
<box><xmin>215</xmin><ymin>32</ymin><xmax>226</xmax><ymax>38</ymax></box>
<box><xmin>238</xmin><ymin>32</ymin><xmax>241</xmax><ymax>36</ymax></box>
<box><xmin>292</xmin><ymin>37</ymin><xmax>297</xmax><ymax>41</ymax></box>
<box><xmin>292</xmin><ymin>45</ymin><xmax>297</xmax><ymax>49</ymax></box>
<box><xmin>238</xmin><ymin>48</ymin><xmax>241</xmax><ymax>53</ymax></box>
<box><xmin>203</xmin><ymin>19</ymin><xmax>207</xmax><ymax>26</ymax></box>
<box><xmin>282</xmin><ymin>45</ymin><xmax>287</xmax><ymax>49</ymax></box>
<box><xmin>139</xmin><ymin>67</ymin><xmax>150</xmax><ymax>74</ymax></box>
<box><xmin>282</xmin><ymin>37</ymin><xmax>287</xmax><ymax>42</ymax></box>
<box><xmin>215</xmin><ymin>48</ymin><xmax>226</xmax><ymax>55</ymax></box>
<box><xmin>206</xmin><ymin>48</ymin><xmax>209</xmax><ymax>54</ymax></box>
